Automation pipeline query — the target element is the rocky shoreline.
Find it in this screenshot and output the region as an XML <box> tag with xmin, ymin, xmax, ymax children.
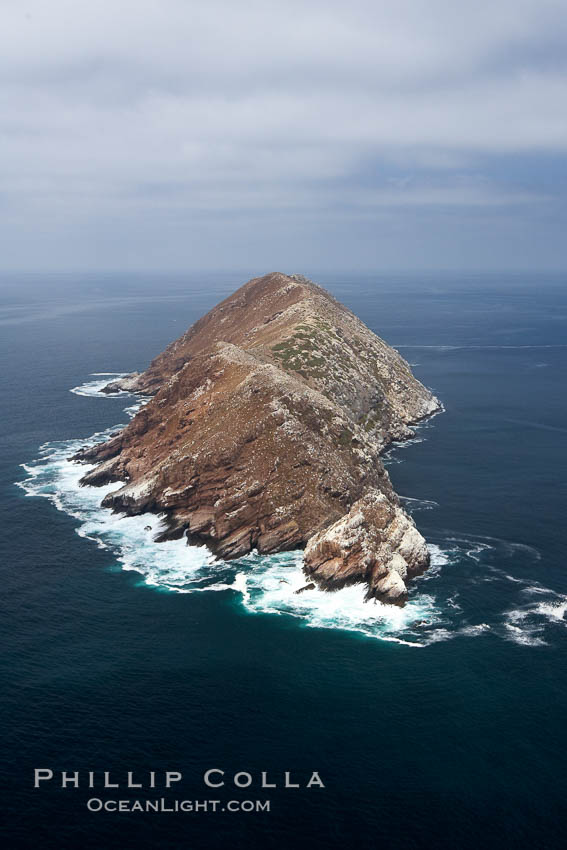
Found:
<box><xmin>74</xmin><ymin>273</ymin><xmax>441</xmax><ymax>604</ymax></box>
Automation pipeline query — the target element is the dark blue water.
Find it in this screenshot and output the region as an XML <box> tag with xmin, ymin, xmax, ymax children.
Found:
<box><xmin>2</xmin><ymin>271</ymin><xmax>566</xmax><ymax>849</ymax></box>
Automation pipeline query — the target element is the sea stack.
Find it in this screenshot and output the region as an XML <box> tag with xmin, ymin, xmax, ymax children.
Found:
<box><xmin>74</xmin><ymin>273</ymin><xmax>440</xmax><ymax>603</ymax></box>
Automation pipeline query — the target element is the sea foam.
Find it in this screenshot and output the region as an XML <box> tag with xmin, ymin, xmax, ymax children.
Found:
<box><xmin>15</xmin><ymin>374</ymin><xmax>564</xmax><ymax>648</ymax></box>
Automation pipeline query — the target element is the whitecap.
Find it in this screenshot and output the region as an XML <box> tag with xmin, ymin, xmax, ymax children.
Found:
<box><xmin>459</xmin><ymin>623</ymin><xmax>491</xmax><ymax>637</ymax></box>
<box><xmin>534</xmin><ymin>599</ymin><xmax>567</xmax><ymax>621</ymax></box>
<box><xmin>70</xmin><ymin>372</ymin><xmax>150</xmax><ymax>402</ymax></box>
<box><xmin>503</xmin><ymin>625</ymin><xmax>548</xmax><ymax>647</ymax></box>
<box><xmin>502</xmin><ymin>589</ymin><xmax>567</xmax><ymax>646</ymax></box>
<box><xmin>521</xmin><ymin>584</ymin><xmax>550</xmax><ymax>595</ymax></box>
<box><xmin>400</xmin><ymin>496</ymin><xmax>439</xmax><ymax>513</ymax></box>
<box><xmin>70</xmin><ymin>375</ymin><xmax>129</xmax><ymax>398</ymax></box>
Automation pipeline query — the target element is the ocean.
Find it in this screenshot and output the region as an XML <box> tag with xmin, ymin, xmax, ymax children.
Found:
<box><xmin>1</xmin><ymin>270</ymin><xmax>566</xmax><ymax>848</ymax></box>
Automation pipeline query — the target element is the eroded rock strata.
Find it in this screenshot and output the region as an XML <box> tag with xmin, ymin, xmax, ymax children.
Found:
<box><xmin>74</xmin><ymin>272</ymin><xmax>440</xmax><ymax>603</ymax></box>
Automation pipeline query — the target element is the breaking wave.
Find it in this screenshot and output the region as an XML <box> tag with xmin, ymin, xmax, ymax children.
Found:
<box><xmin>15</xmin><ymin>375</ymin><xmax>564</xmax><ymax>648</ymax></box>
<box><xmin>70</xmin><ymin>373</ymin><xmax>130</xmax><ymax>398</ymax></box>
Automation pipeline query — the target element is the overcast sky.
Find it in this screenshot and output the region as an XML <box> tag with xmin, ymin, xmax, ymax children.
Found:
<box><xmin>2</xmin><ymin>0</ymin><xmax>567</xmax><ymax>272</ymax></box>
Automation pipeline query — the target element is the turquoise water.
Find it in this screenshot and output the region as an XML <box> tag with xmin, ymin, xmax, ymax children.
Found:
<box><xmin>2</xmin><ymin>271</ymin><xmax>566</xmax><ymax>848</ymax></box>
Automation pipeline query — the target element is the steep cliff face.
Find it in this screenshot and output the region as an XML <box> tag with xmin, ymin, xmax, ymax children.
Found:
<box><xmin>75</xmin><ymin>272</ymin><xmax>440</xmax><ymax>602</ymax></box>
<box><xmin>303</xmin><ymin>491</ymin><xmax>430</xmax><ymax>603</ymax></box>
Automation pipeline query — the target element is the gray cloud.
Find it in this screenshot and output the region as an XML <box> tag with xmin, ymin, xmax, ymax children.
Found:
<box><xmin>1</xmin><ymin>0</ymin><xmax>567</xmax><ymax>270</ymax></box>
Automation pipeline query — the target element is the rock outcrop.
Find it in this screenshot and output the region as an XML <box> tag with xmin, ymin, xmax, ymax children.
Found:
<box><xmin>303</xmin><ymin>491</ymin><xmax>430</xmax><ymax>604</ymax></box>
<box><xmin>74</xmin><ymin>272</ymin><xmax>440</xmax><ymax>602</ymax></box>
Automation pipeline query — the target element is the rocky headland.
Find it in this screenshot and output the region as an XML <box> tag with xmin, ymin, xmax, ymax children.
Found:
<box><xmin>74</xmin><ymin>273</ymin><xmax>441</xmax><ymax>604</ymax></box>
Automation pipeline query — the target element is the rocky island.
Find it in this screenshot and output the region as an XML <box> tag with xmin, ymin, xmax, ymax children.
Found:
<box><xmin>74</xmin><ymin>273</ymin><xmax>440</xmax><ymax>604</ymax></box>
